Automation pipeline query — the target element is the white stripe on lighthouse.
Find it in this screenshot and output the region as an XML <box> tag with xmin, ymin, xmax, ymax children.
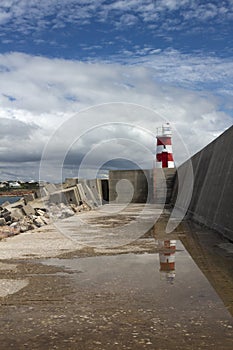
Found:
<box><xmin>156</xmin><ymin>145</ymin><xmax>173</xmax><ymax>154</ymax></box>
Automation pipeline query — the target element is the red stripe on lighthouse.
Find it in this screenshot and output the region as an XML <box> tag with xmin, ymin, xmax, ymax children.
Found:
<box><xmin>156</xmin><ymin>153</ymin><xmax>174</xmax><ymax>162</ymax></box>
<box><xmin>157</xmin><ymin>137</ymin><xmax>172</xmax><ymax>146</ymax></box>
<box><xmin>155</xmin><ymin>123</ymin><xmax>174</xmax><ymax>169</ymax></box>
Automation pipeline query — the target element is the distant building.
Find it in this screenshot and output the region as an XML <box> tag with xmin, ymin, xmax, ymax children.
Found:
<box><xmin>9</xmin><ymin>181</ymin><xmax>21</xmax><ymax>188</ymax></box>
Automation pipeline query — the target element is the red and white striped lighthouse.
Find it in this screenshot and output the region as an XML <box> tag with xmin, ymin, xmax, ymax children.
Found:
<box><xmin>156</xmin><ymin>123</ymin><xmax>174</xmax><ymax>168</ymax></box>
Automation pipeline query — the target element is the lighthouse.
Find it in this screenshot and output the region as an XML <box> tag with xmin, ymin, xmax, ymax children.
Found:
<box><xmin>156</xmin><ymin>123</ymin><xmax>174</xmax><ymax>168</ymax></box>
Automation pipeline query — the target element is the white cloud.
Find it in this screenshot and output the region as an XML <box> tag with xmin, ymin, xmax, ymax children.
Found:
<box><xmin>0</xmin><ymin>51</ymin><xmax>232</xmax><ymax>181</ymax></box>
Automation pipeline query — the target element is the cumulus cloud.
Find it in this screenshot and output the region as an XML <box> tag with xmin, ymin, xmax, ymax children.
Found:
<box><xmin>0</xmin><ymin>51</ymin><xmax>232</xmax><ymax>181</ymax></box>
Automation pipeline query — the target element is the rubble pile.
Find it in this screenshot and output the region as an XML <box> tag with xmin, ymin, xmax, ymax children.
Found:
<box><xmin>0</xmin><ymin>180</ymin><xmax>103</xmax><ymax>240</ymax></box>
<box><xmin>0</xmin><ymin>200</ymin><xmax>90</xmax><ymax>240</ymax></box>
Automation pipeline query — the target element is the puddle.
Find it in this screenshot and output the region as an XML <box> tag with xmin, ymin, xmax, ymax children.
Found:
<box><xmin>42</xmin><ymin>240</ymin><xmax>233</xmax><ymax>323</ymax></box>
<box><xmin>1</xmin><ymin>239</ymin><xmax>231</xmax><ymax>349</ymax></box>
<box><xmin>0</xmin><ymin>279</ymin><xmax>29</xmax><ymax>297</ymax></box>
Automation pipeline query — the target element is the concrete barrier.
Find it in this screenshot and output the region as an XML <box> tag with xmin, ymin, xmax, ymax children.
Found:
<box><xmin>109</xmin><ymin>169</ymin><xmax>153</xmax><ymax>203</ymax></box>
<box><xmin>109</xmin><ymin>169</ymin><xmax>176</xmax><ymax>204</ymax></box>
<box><xmin>49</xmin><ymin>187</ymin><xmax>81</xmax><ymax>206</ymax></box>
<box><xmin>172</xmin><ymin>125</ymin><xmax>233</xmax><ymax>241</ymax></box>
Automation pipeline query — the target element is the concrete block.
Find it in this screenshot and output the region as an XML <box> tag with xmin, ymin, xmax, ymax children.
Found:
<box><xmin>63</xmin><ymin>187</ymin><xmax>80</xmax><ymax>205</ymax></box>
<box><xmin>24</xmin><ymin>193</ymin><xmax>35</xmax><ymax>204</ymax></box>
<box><xmin>49</xmin><ymin>187</ymin><xmax>80</xmax><ymax>206</ymax></box>
<box><xmin>36</xmin><ymin>187</ymin><xmax>49</xmax><ymax>198</ymax></box>
<box><xmin>85</xmin><ymin>179</ymin><xmax>102</xmax><ymax>205</ymax></box>
<box><xmin>109</xmin><ymin>169</ymin><xmax>153</xmax><ymax>203</ymax></box>
<box><xmin>0</xmin><ymin>201</ymin><xmax>10</xmax><ymax>208</ymax></box>
<box><xmin>76</xmin><ymin>183</ymin><xmax>87</xmax><ymax>202</ymax></box>
<box><xmin>63</xmin><ymin>178</ymin><xmax>79</xmax><ymax>188</ymax></box>
<box><xmin>22</xmin><ymin>204</ymin><xmax>35</xmax><ymax>216</ymax></box>
<box><xmin>77</xmin><ymin>181</ymin><xmax>98</xmax><ymax>208</ymax></box>
<box><xmin>10</xmin><ymin>208</ymin><xmax>24</xmax><ymax>219</ymax></box>
<box><xmin>45</xmin><ymin>183</ymin><xmax>57</xmax><ymax>194</ymax></box>
<box><xmin>36</xmin><ymin>209</ymin><xmax>46</xmax><ymax>216</ymax></box>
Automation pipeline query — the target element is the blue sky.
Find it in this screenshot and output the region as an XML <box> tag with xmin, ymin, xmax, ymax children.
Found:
<box><xmin>0</xmin><ymin>0</ymin><xmax>233</xmax><ymax>181</ymax></box>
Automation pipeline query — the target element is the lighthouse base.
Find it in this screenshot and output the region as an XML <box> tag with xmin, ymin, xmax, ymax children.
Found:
<box><xmin>153</xmin><ymin>168</ymin><xmax>176</xmax><ymax>204</ymax></box>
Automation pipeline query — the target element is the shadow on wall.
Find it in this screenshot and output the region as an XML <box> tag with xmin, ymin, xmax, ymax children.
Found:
<box><xmin>171</xmin><ymin>125</ymin><xmax>233</xmax><ymax>242</ymax></box>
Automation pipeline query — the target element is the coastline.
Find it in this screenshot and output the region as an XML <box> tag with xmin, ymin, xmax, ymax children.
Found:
<box><xmin>0</xmin><ymin>190</ymin><xmax>35</xmax><ymax>197</ymax></box>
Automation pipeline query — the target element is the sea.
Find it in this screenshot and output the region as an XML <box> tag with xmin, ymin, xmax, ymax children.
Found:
<box><xmin>0</xmin><ymin>196</ymin><xmax>22</xmax><ymax>206</ymax></box>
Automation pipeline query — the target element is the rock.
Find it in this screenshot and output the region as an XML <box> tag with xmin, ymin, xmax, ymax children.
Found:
<box><xmin>0</xmin><ymin>232</ymin><xmax>8</xmax><ymax>239</ymax></box>
<box><xmin>61</xmin><ymin>208</ymin><xmax>74</xmax><ymax>218</ymax></box>
<box><xmin>28</xmin><ymin>223</ymin><xmax>37</xmax><ymax>230</ymax></box>
<box><xmin>0</xmin><ymin>208</ymin><xmax>11</xmax><ymax>219</ymax></box>
<box><xmin>20</xmin><ymin>225</ymin><xmax>28</xmax><ymax>233</ymax></box>
<box><xmin>10</xmin><ymin>222</ymin><xmax>18</xmax><ymax>228</ymax></box>
<box><xmin>0</xmin><ymin>218</ymin><xmax>6</xmax><ymax>226</ymax></box>
<box><xmin>33</xmin><ymin>217</ymin><xmax>44</xmax><ymax>227</ymax></box>
<box><xmin>70</xmin><ymin>204</ymin><xmax>77</xmax><ymax>212</ymax></box>
<box><xmin>41</xmin><ymin>217</ymin><xmax>50</xmax><ymax>225</ymax></box>
<box><xmin>5</xmin><ymin>215</ymin><xmax>12</xmax><ymax>223</ymax></box>
<box><xmin>35</xmin><ymin>209</ymin><xmax>46</xmax><ymax>216</ymax></box>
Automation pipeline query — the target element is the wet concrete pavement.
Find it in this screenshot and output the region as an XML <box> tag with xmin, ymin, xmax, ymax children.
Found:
<box><xmin>0</xmin><ymin>204</ymin><xmax>233</xmax><ymax>349</ymax></box>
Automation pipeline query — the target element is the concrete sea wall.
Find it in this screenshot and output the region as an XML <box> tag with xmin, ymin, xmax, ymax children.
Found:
<box><xmin>109</xmin><ymin>169</ymin><xmax>153</xmax><ymax>203</ymax></box>
<box><xmin>172</xmin><ymin>125</ymin><xmax>233</xmax><ymax>241</ymax></box>
<box><xmin>109</xmin><ymin>169</ymin><xmax>176</xmax><ymax>204</ymax></box>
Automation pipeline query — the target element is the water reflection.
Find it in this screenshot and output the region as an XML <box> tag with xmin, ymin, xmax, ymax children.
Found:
<box><xmin>159</xmin><ymin>240</ymin><xmax>176</xmax><ymax>284</ymax></box>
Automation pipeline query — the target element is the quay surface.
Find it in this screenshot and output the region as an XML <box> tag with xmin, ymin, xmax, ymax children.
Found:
<box><xmin>0</xmin><ymin>204</ymin><xmax>232</xmax><ymax>349</ymax></box>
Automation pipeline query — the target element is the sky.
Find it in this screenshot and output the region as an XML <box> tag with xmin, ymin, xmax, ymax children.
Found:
<box><xmin>0</xmin><ymin>0</ymin><xmax>233</xmax><ymax>181</ymax></box>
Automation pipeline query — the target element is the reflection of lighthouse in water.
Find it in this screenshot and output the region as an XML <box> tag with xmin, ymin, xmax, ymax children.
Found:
<box><xmin>159</xmin><ymin>240</ymin><xmax>176</xmax><ymax>284</ymax></box>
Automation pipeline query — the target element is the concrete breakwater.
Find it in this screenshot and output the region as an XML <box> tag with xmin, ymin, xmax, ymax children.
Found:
<box><xmin>172</xmin><ymin>125</ymin><xmax>233</xmax><ymax>242</ymax></box>
<box><xmin>0</xmin><ymin>179</ymin><xmax>106</xmax><ymax>240</ymax></box>
<box><xmin>1</xmin><ymin>124</ymin><xmax>233</xmax><ymax>242</ymax></box>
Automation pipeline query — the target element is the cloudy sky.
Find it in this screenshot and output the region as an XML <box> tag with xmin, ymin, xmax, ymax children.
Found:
<box><xmin>0</xmin><ymin>0</ymin><xmax>233</xmax><ymax>181</ymax></box>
